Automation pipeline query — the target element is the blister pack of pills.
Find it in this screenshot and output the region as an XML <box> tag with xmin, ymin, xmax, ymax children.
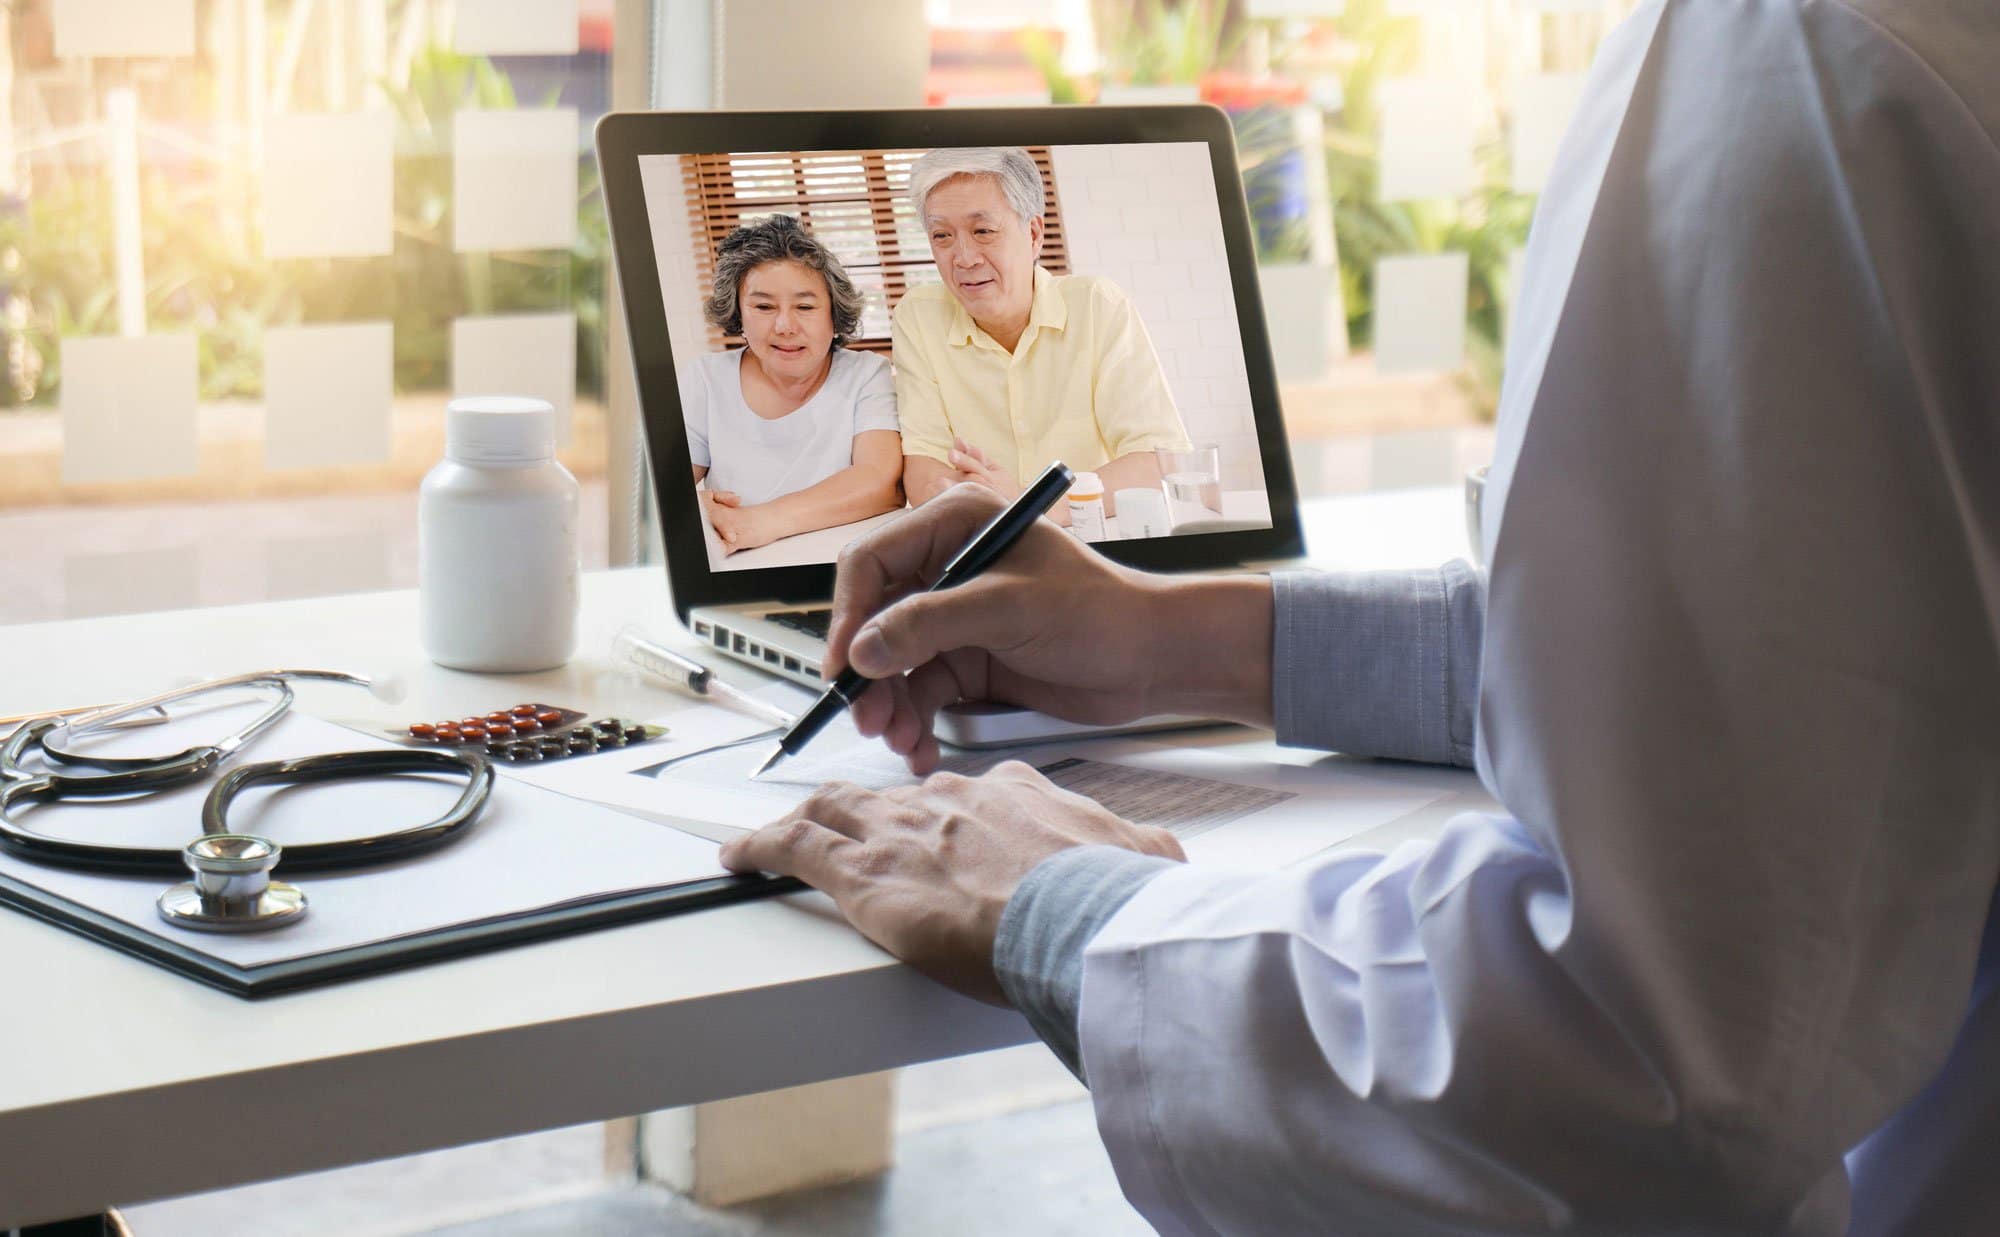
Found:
<box><xmin>386</xmin><ymin>703</ymin><xmax>667</xmax><ymax>763</ymax></box>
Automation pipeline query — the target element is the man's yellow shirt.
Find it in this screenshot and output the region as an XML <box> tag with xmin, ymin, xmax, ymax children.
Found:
<box><xmin>890</xmin><ymin>266</ymin><xmax>1192</xmax><ymax>485</ymax></box>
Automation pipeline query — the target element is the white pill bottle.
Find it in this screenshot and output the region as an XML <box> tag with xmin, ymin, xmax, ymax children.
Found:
<box><xmin>420</xmin><ymin>397</ymin><xmax>580</xmax><ymax>672</ymax></box>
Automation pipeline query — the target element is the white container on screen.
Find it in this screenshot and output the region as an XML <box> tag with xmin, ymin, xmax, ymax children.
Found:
<box><xmin>1066</xmin><ymin>471</ymin><xmax>1107</xmax><ymax>543</ymax></box>
<box><xmin>420</xmin><ymin>397</ymin><xmax>579</xmax><ymax>672</ymax></box>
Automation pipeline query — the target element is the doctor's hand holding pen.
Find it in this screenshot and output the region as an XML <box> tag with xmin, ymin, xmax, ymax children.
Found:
<box><xmin>717</xmin><ymin>479</ymin><xmax>1274</xmax><ymax>1000</ymax></box>
<box><xmin>826</xmin><ymin>481</ymin><xmax>1274</xmax><ymax>774</ymax></box>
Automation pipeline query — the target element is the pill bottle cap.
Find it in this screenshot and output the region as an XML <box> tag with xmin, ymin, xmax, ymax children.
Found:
<box><xmin>446</xmin><ymin>397</ymin><xmax>556</xmax><ymax>464</ymax></box>
<box><xmin>1068</xmin><ymin>471</ymin><xmax>1104</xmax><ymax>500</ymax></box>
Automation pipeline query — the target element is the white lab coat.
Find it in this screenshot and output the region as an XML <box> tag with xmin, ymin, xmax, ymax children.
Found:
<box><xmin>1078</xmin><ymin>2</ymin><xmax>2000</xmax><ymax>1232</ymax></box>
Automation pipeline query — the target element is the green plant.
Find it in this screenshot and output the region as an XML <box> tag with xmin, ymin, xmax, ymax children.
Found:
<box><xmin>1098</xmin><ymin>0</ymin><xmax>1243</xmax><ymax>87</ymax></box>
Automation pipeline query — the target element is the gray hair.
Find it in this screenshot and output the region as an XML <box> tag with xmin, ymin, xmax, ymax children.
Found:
<box><xmin>705</xmin><ymin>214</ymin><xmax>864</xmax><ymax>345</ymax></box>
<box><xmin>907</xmin><ymin>147</ymin><xmax>1045</xmax><ymax>229</ymax></box>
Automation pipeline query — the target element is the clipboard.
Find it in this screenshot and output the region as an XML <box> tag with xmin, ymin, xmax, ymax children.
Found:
<box><xmin>0</xmin><ymin>707</ymin><xmax>806</xmax><ymax>998</ymax></box>
<box><xmin>0</xmin><ymin>868</ymin><xmax>802</xmax><ymax>998</ymax></box>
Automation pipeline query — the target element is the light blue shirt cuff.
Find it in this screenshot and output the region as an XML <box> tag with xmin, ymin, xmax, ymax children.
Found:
<box><xmin>992</xmin><ymin>845</ymin><xmax>1176</xmax><ymax>1080</ymax></box>
<box><xmin>1272</xmin><ymin>562</ymin><xmax>1485</xmax><ymax>767</ymax></box>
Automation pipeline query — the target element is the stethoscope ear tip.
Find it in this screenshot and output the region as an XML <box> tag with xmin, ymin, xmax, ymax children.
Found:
<box><xmin>367</xmin><ymin>673</ymin><xmax>409</xmax><ymax>705</ymax></box>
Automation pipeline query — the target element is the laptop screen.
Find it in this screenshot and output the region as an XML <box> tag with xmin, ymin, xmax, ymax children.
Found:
<box><xmin>635</xmin><ymin>142</ymin><xmax>1277</xmax><ymax>574</ymax></box>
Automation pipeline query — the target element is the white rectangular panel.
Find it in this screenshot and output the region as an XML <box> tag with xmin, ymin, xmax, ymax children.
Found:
<box><xmin>1373</xmin><ymin>252</ymin><xmax>1468</xmax><ymax>374</ymax></box>
<box><xmin>262</xmin><ymin>111</ymin><xmax>395</xmax><ymax>259</ymax></box>
<box><xmin>52</xmin><ymin>0</ymin><xmax>195</xmax><ymax>58</ymax></box>
<box><xmin>453</xmin><ymin>313</ymin><xmax>577</xmax><ymax>444</ymax></box>
<box><xmin>1512</xmin><ymin>73</ymin><xmax>1586</xmax><ymax>194</ymax></box>
<box><xmin>453</xmin><ymin>108</ymin><xmax>579</xmax><ymax>252</ymax></box>
<box><xmin>453</xmin><ymin>0</ymin><xmax>579</xmax><ymax>56</ymax></box>
<box><xmin>1378</xmin><ymin>78</ymin><xmax>1477</xmax><ymax>202</ymax></box>
<box><xmin>263</xmin><ymin>322</ymin><xmax>394</xmax><ymax>470</ymax></box>
<box><xmin>60</xmin><ymin>335</ymin><xmax>198</xmax><ymax>484</ymax></box>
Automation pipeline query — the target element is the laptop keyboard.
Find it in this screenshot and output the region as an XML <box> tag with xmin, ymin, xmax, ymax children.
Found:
<box><xmin>764</xmin><ymin>608</ymin><xmax>833</xmax><ymax>640</ymax></box>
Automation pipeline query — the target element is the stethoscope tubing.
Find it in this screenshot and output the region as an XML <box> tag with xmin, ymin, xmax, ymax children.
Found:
<box><xmin>0</xmin><ymin>670</ymin><xmax>490</xmax><ymax>878</ymax></box>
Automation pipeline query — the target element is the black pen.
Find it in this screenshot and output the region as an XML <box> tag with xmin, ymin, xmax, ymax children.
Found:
<box><xmin>750</xmin><ymin>461</ymin><xmax>1077</xmax><ymax>778</ymax></box>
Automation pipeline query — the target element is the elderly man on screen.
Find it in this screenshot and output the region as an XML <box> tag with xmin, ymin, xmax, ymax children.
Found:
<box><xmin>891</xmin><ymin>146</ymin><xmax>1191</xmax><ymax>520</ymax></box>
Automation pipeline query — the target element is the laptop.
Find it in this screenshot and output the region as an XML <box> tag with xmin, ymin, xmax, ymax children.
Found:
<box><xmin>596</xmin><ymin>106</ymin><xmax>1305</xmax><ymax>746</ymax></box>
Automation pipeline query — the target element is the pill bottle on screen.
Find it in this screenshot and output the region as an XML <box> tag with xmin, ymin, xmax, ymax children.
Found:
<box><xmin>420</xmin><ymin>397</ymin><xmax>580</xmax><ymax>672</ymax></box>
<box><xmin>1067</xmin><ymin>471</ymin><xmax>1108</xmax><ymax>542</ymax></box>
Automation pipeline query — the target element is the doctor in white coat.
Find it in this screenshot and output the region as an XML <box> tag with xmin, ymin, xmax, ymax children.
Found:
<box><xmin>721</xmin><ymin>1</ymin><xmax>2000</xmax><ymax>1231</ymax></box>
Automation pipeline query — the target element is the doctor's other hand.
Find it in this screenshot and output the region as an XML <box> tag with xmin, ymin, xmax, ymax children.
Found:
<box><xmin>718</xmin><ymin>761</ymin><xmax>1185</xmax><ymax>1003</ymax></box>
<box><xmin>825</xmin><ymin>483</ymin><xmax>1274</xmax><ymax>774</ymax></box>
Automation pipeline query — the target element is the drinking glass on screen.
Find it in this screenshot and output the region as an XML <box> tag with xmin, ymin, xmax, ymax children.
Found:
<box><xmin>1157</xmin><ymin>443</ymin><xmax>1223</xmax><ymax>522</ymax></box>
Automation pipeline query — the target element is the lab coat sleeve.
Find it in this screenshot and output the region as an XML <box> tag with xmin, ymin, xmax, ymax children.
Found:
<box><xmin>1068</xmin><ymin>1</ymin><xmax>2000</xmax><ymax>1233</ymax></box>
<box><xmin>1273</xmin><ymin>564</ymin><xmax>1483</xmax><ymax>767</ymax></box>
<box><xmin>993</xmin><ymin>845</ymin><xmax>1176</xmax><ymax>1079</ymax></box>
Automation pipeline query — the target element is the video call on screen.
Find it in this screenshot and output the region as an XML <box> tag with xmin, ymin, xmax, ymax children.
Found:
<box><xmin>639</xmin><ymin>142</ymin><xmax>1274</xmax><ymax>572</ymax></box>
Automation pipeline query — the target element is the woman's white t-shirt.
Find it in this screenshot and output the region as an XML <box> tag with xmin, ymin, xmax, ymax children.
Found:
<box><xmin>681</xmin><ymin>347</ymin><xmax>900</xmax><ymax>508</ymax></box>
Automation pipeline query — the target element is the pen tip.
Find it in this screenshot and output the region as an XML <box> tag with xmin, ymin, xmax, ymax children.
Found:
<box><xmin>749</xmin><ymin>745</ymin><xmax>783</xmax><ymax>780</ymax></box>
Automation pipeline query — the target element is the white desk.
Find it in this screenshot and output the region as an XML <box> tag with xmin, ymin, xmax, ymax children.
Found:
<box><xmin>0</xmin><ymin>487</ymin><xmax>1491</xmax><ymax>1227</ymax></box>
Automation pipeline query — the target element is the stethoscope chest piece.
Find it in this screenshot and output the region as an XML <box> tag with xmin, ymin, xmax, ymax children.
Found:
<box><xmin>157</xmin><ymin>834</ymin><xmax>308</xmax><ymax>932</ymax></box>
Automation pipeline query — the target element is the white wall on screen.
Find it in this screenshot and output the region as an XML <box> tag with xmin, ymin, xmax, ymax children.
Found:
<box><xmin>640</xmin><ymin>154</ymin><xmax>712</xmax><ymax>370</ymax></box>
<box><xmin>1049</xmin><ymin>142</ymin><xmax>1265</xmax><ymax>492</ymax></box>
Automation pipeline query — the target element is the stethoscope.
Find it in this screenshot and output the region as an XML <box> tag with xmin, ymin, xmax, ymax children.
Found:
<box><xmin>0</xmin><ymin>670</ymin><xmax>494</xmax><ymax>932</ymax></box>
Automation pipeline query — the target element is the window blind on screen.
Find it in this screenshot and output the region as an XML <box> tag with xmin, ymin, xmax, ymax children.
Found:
<box><xmin>682</xmin><ymin>148</ymin><xmax>1071</xmax><ymax>356</ymax></box>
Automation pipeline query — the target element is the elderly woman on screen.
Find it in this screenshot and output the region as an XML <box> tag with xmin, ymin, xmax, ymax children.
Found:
<box><xmin>681</xmin><ymin>215</ymin><xmax>903</xmax><ymax>554</ymax></box>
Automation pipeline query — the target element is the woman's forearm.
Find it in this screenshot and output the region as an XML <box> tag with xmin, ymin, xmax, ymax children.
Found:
<box><xmin>750</xmin><ymin>462</ymin><xmax>904</xmax><ymax>541</ymax></box>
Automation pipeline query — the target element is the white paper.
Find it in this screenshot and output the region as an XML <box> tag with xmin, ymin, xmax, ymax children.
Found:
<box><xmin>1512</xmin><ymin>73</ymin><xmax>1586</xmax><ymax>194</ymax></box>
<box><xmin>518</xmin><ymin>690</ymin><xmax>1447</xmax><ymax>874</ymax></box>
<box><xmin>453</xmin><ymin>108</ymin><xmax>579</xmax><ymax>252</ymax></box>
<box><xmin>262</xmin><ymin>321</ymin><xmax>394</xmax><ymax>469</ymax></box>
<box><xmin>453</xmin><ymin>0</ymin><xmax>580</xmax><ymax>56</ymax></box>
<box><xmin>52</xmin><ymin>0</ymin><xmax>194</xmax><ymax>58</ymax></box>
<box><xmin>262</xmin><ymin>112</ymin><xmax>395</xmax><ymax>259</ymax></box>
<box><xmin>0</xmin><ymin>706</ymin><xmax>729</xmax><ymax>969</ymax></box>
<box><xmin>1378</xmin><ymin>78</ymin><xmax>1477</xmax><ymax>202</ymax></box>
<box><xmin>452</xmin><ymin>312</ymin><xmax>577</xmax><ymax>444</ymax></box>
<box><xmin>60</xmin><ymin>335</ymin><xmax>198</xmax><ymax>484</ymax></box>
<box><xmin>1373</xmin><ymin>252</ymin><xmax>1468</xmax><ymax>374</ymax></box>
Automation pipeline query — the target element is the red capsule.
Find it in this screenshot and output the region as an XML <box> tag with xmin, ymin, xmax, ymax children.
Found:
<box><xmin>511</xmin><ymin>718</ymin><xmax>541</xmax><ymax>733</ymax></box>
<box><xmin>409</xmin><ymin>722</ymin><xmax>436</xmax><ymax>737</ymax></box>
<box><xmin>485</xmin><ymin>712</ymin><xmax>512</xmax><ymax>725</ymax></box>
<box><xmin>511</xmin><ymin>704</ymin><xmax>537</xmax><ymax>716</ymax></box>
<box><xmin>459</xmin><ymin>723</ymin><xmax>488</xmax><ymax>739</ymax></box>
<box><xmin>535</xmin><ymin>709</ymin><xmax>563</xmax><ymax>725</ymax></box>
